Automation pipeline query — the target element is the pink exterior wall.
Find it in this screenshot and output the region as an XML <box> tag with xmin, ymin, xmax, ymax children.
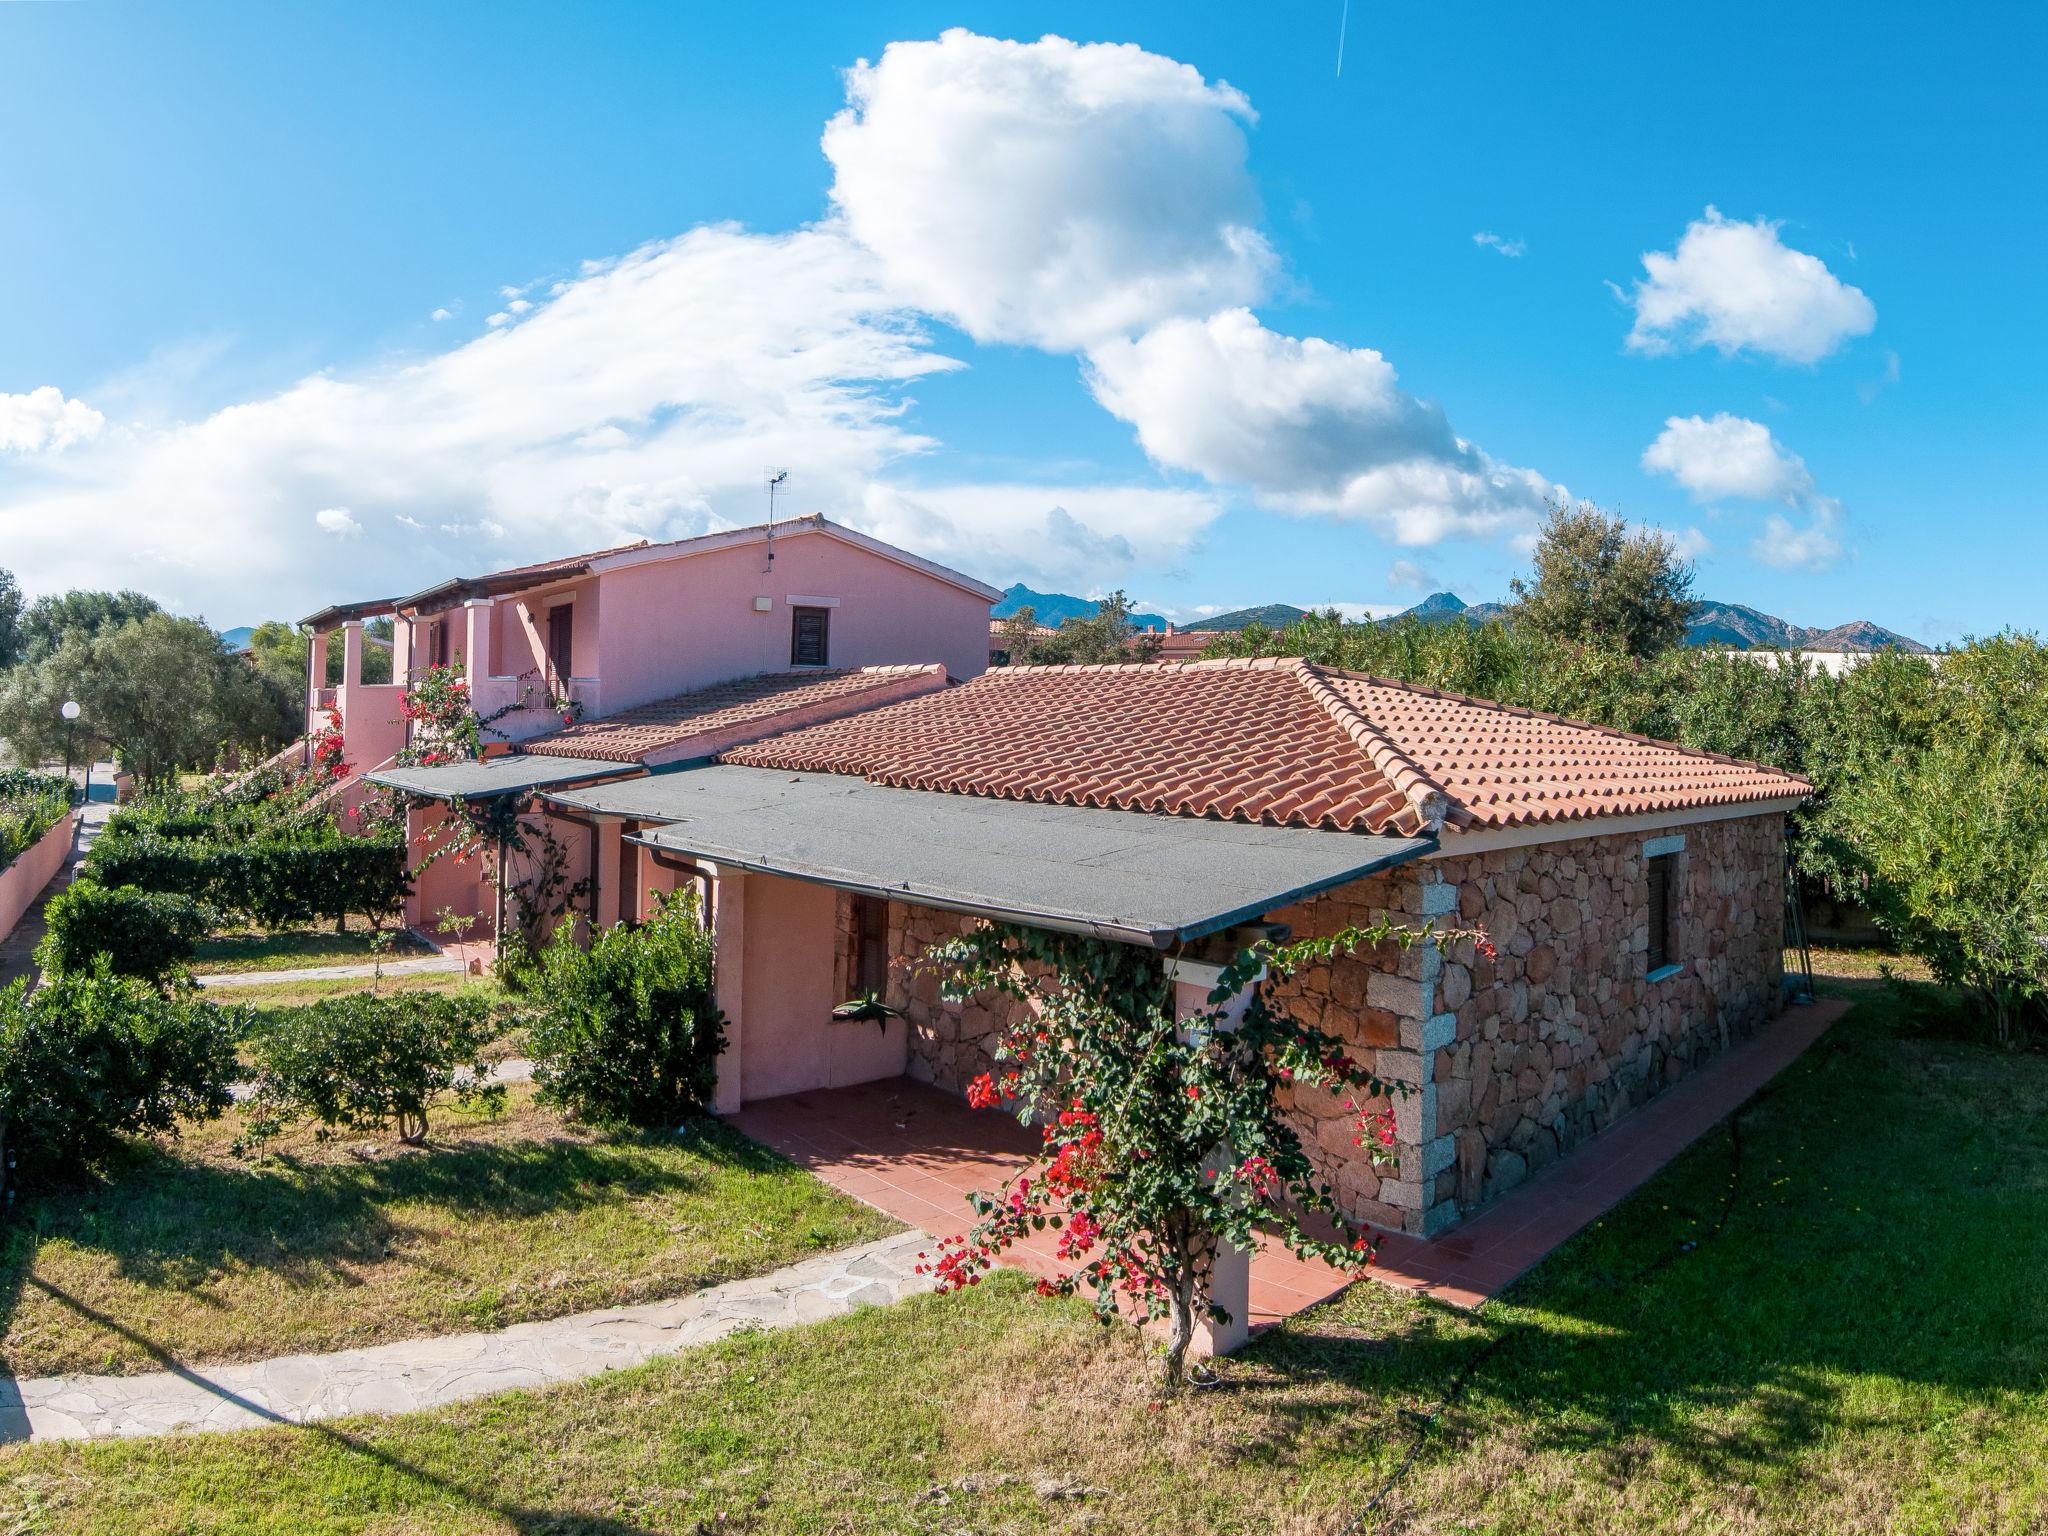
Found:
<box><xmin>727</xmin><ymin>871</ymin><xmax>908</xmax><ymax>1104</ymax></box>
<box><xmin>0</xmin><ymin>811</ymin><xmax>76</xmax><ymax>946</ymax></box>
<box><xmin>591</xmin><ymin>531</ymin><xmax>989</xmax><ymax>715</ymax></box>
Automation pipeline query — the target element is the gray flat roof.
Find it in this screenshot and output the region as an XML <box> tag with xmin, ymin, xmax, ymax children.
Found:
<box><xmin>368</xmin><ymin>754</ymin><xmax>643</xmax><ymax>800</ymax></box>
<box><xmin>545</xmin><ymin>764</ymin><xmax>1433</xmax><ymax>947</ymax></box>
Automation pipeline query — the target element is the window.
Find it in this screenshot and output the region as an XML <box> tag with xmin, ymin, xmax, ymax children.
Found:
<box><xmin>850</xmin><ymin>894</ymin><xmax>889</xmax><ymax>997</ymax></box>
<box><xmin>1646</xmin><ymin>851</ymin><xmax>1678</xmax><ymax>976</ymax></box>
<box><xmin>546</xmin><ymin>603</ymin><xmax>574</xmax><ymax>682</ymax></box>
<box><xmin>791</xmin><ymin>605</ymin><xmax>830</xmax><ymax>666</ymax></box>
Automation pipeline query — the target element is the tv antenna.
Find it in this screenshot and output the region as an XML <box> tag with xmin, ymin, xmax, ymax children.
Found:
<box><xmin>764</xmin><ymin>467</ymin><xmax>789</xmax><ymax>567</ymax></box>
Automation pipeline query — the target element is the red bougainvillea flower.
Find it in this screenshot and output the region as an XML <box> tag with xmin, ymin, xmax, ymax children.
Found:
<box><xmin>965</xmin><ymin>1073</ymin><xmax>1001</xmax><ymax>1110</ymax></box>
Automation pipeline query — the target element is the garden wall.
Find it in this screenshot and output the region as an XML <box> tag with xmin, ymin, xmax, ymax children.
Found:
<box><xmin>0</xmin><ymin>811</ymin><xmax>78</xmax><ymax>946</ymax></box>
<box><xmin>884</xmin><ymin>810</ymin><xmax>1787</xmax><ymax>1240</ymax></box>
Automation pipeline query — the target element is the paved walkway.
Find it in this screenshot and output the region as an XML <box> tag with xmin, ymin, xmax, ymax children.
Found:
<box><xmin>2</xmin><ymin>1231</ymin><xmax>931</xmax><ymax>1443</ymax></box>
<box><xmin>731</xmin><ymin>994</ymin><xmax>1851</xmax><ymax>1317</ymax></box>
<box><xmin>0</xmin><ymin>798</ymin><xmax>111</xmax><ymax>990</ymax></box>
<box><xmin>196</xmin><ymin>954</ymin><xmax>466</xmax><ymax>988</ymax></box>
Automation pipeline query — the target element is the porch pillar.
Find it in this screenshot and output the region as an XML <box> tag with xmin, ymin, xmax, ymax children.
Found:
<box><xmin>306</xmin><ymin>630</ymin><xmax>329</xmax><ymax>743</ymax></box>
<box><xmin>463</xmin><ymin>597</ymin><xmax>493</xmax><ymax>682</ymax></box>
<box><xmin>593</xmin><ymin>819</ymin><xmax>624</xmax><ymax>928</ymax></box>
<box><xmin>340</xmin><ymin>619</ymin><xmax>365</xmax><ymax>691</ymax></box>
<box><xmin>1167</xmin><ymin>938</ymin><xmax>1267</xmax><ymax>1358</ymax></box>
<box><xmin>709</xmin><ymin>862</ymin><xmax>746</xmax><ymax>1114</ymax></box>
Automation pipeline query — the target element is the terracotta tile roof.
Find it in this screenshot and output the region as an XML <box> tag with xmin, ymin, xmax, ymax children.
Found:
<box><xmin>721</xmin><ymin>658</ymin><xmax>1810</xmax><ymax>836</ymax></box>
<box><xmin>523</xmin><ymin>666</ymin><xmax>947</xmax><ymax>764</ymax></box>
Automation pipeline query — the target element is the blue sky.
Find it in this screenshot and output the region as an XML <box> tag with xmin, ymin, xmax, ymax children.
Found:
<box><xmin>2</xmin><ymin>3</ymin><xmax>2041</xmax><ymax>641</ymax></box>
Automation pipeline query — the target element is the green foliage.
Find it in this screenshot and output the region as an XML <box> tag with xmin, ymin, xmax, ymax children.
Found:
<box><xmin>0</xmin><ymin>567</ymin><xmax>21</xmax><ymax>670</ymax></box>
<box><xmin>0</xmin><ymin>611</ymin><xmax>297</xmax><ymax>780</ymax></box>
<box><xmin>86</xmin><ymin>821</ymin><xmax>410</xmax><ymax>931</ymax></box>
<box><xmin>16</xmin><ymin>587</ymin><xmax>161</xmax><ymax>664</ymax></box>
<box><xmin>995</xmin><ymin>590</ymin><xmax>1161</xmax><ymax>665</ymax></box>
<box><xmin>527</xmin><ymin>892</ymin><xmax>726</xmax><ymax>1127</ymax></box>
<box><xmin>0</xmin><ymin>963</ymin><xmax>242</xmax><ymax>1193</ymax></box>
<box><xmin>0</xmin><ymin>767</ymin><xmax>71</xmax><ymax>869</ymax></box>
<box><xmin>240</xmin><ymin>989</ymin><xmax>504</xmax><ymax>1147</ymax></box>
<box><xmin>926</xmin><ymin>915</ymin><xmax>1472</xmax><ymax>1386</ymax></box>
<box><xmin>1508</xmin><ymin>500</ymin><xmax>1697</xmax><ymax>658</ymax></box>
<box><xmin>37</xmin><ymin>878</ymin><xmax>213</xmax><ymax>985</ymax></box>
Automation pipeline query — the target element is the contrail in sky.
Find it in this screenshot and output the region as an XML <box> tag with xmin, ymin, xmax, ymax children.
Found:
<box><xmin>1336</xmin><ymin>0</ymin><xmax>1349</xmax><ymax>78</ymax></box>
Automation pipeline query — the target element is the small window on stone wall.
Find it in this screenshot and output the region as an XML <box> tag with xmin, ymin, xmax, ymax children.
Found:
<box><xmin>1646</xmin><ymin>851</ymin><xmax>1678</xmax><ymax>975</ymax></box>
<box><xmin>851</xmin><ymin>894</ymin><xmax>889</xmax><ymax>997</ymax></box>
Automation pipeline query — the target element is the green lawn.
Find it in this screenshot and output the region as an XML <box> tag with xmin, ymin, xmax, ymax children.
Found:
<box><xmin>5</xmin><ymin>963</ymin><xmax>2045</xmax><ymax>1534</ymax></box>
<box><xmin>190</xmin><ymin>920</ymin><xmax>430</xmax><ymax>975</ymax></box>
<box><xmin>205</xmin><ymin>972</ymin><xmax>508</xmax><ymax>1014</ymax></box>
<box><xmin>0</xmin><ymin>1087</ymin><xmax>897</xmax><ymax>1380</ymax></box>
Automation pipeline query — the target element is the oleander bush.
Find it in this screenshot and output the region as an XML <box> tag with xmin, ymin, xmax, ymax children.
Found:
<box><xmin>527</xmin><ymin>892</ymin><xmax>725</xmax><ymax>1127</ymax></box>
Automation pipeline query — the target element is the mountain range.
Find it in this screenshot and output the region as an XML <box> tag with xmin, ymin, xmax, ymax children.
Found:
<box><xmin>993</xmin><ymin>585</ymin><xmax>1929</xmax><ymax>652</ymax></box>
<box><xmin>991</xmin><ymin>584</ymin><xmax>1168</xmax><ymax>632</ymax></box>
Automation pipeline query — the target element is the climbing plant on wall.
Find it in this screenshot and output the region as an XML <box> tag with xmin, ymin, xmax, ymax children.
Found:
<box><xmin>920</xmin><ymin>916</ymin><xmax>1491</xmax><ymax>1389</ymax></box>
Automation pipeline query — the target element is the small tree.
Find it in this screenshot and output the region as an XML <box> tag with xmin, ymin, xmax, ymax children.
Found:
<box><xmin>240</xmin><ymin>990</ymin><xmax>504</xmax><ymax>1147</ymax></box>
<box><xmin>1509</xmin><ymin>501</ymin><xmax>1696</xmax><ymax>658</ymax></box>
<box><xmin>1006</xmin><ymin>591</ymin><xmax>1162</xmax><ymax>666</ymax></box>
<box><xmin>920</xmin><ymin>916</ymin><xmax>1489</xmax><ymax>1388</ymax></box>
<box><xmin>1844</xmin><ymin>737</ymin><xmax>2048</xmax><ymax>1045</ymax></box>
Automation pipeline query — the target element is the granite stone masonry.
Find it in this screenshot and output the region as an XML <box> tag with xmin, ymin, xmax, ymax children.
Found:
<box><xmin>881</xmin><ymin>812</ymin><xmax>1786</xmax><ymax>1240</ymax></box>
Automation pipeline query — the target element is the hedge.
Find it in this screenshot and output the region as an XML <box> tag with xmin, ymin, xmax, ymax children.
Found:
<box><xmin>0</xmin><ymin>768</ymin><xmax>72</xmax><ymax>871</ymax></box>
<box><xmin>86</xmin><ymin>826</ymin><xmax>410</xmax><ymax>931</ymax></box>
<box><xmin>39</xmin><ymin>878</ymin><xmax>214</xmax><ymax>985</ymax></box>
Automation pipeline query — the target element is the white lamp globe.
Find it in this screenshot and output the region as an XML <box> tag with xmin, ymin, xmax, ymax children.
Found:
<box><xmin>60</xmin><ymin>700</ymin><xmax>81</xmax><ymax>721</ymax></box>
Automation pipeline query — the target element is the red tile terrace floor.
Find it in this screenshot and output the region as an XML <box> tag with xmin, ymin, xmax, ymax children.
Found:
<box><xmin>727</xmin><ymin>996</ymin><xmax>1847</xmax><ymax>1327</ymax></box>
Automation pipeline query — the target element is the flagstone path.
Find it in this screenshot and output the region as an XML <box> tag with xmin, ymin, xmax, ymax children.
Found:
<box><xmin>2</xmin><ymin>1231</ymin><xmax>931</xmax><ymax>1443</ymax></box>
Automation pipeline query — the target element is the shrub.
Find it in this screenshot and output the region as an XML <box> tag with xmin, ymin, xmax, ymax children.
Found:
<box><xmin>86</xmin><ymin>825</ymin><xmax>409</xmax><ymax>932</ymax></box>
<box><xmin>0</xmin><ymin>767</ymin><xmax>71</xmax><ymax>869</ymax></box>
<box><xmin>240</xmin><ymin>990</ymin><xmax>504</xmax><ymax>1147</ymax></box>
<box><xmin>527</xmin><ymin>892</ymin><xmax>725</xmax><ymax>1127</ymax></box>
<box><xmin>0</xmin><ymin>964</ymin><xmax>242</xmax><ymax>1196</ymax></box>
<box><xmin>38</xmin><ymin>878</ymin><xmax>213</xmax><ymax>984</ymax></box>
<box><xmin>1842</xmin><ymin>738</ymin><xmax>2048</xmax><ymax>1046</ymax></box>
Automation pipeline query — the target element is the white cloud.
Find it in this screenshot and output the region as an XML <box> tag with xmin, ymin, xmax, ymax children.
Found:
<box><xmin>1386</xmin><ymin>558</ymin><xmax>1435</xmax><ymax>590</ymax></box>
<box><xmin>1752</xmin><ymin>501</ymin><xmax>1845</xmax><ymax>572</ymax></box>
<box><xmin>1625</xmin><ymin>207</ymin><xmax>1876</xmax><ymax>364</ymax></box>
<box><xmin>823</xmin><ymin>29</ymin><xmax>1273</xmax><ymax>350</ymax></box>
<box><xmin>314</xmin><ymin>507</ymin><xmax>362</xmax><ymax>537</ymax></box>
<box><xmin>853</xmin><ymin>481</ymin><xmax>1221</xmax><ymax>591</ymax></box>
<box><xmin>1642</xmin><ymin>412</ymin><xmax>1845</xmax><ymax>571</ymax></box>
<box><xmin>1472</xmin><ymin>231</ymin><xmax>1525</xmax><ymax>258</ymax></box>
<box><xmin>0</xmin><ymin>225</ymin><xmax>961</xmax><ymax>617</ymax></box>
<box><xmin>485</xmin><ymin>311</ymin><xmax>513</xmax><ymax>328</ymax></box>
<box><xmin>1085</xmin><ymin>309</ymin><xmax>1561</xmax><ymax>545</ymax></box>
<box><xmin>430</xmin><ymin>307</ymin><xmax>454</xmax><ymax>322</ymax></box>
<box><xmin>0</xmin><ymin>386</ymin><xmax>105</xmax><ymax>454</ymax></box>
<box><xmin>1641</xmin><ymin>413</ymin><xmax>1814</xmax><ymax>503</ymax></box>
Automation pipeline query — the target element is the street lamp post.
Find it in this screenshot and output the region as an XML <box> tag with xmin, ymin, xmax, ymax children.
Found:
<box><xmin>61</xmin><ymin>700</ymin><xmax>82</xmax><ymax>804</ymax></box>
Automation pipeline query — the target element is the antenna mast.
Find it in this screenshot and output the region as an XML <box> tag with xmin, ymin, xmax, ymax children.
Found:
<box><xmin>763</xmin><ymin>468</ymin><xmax>789</xmax><ymax>568</ymax></box>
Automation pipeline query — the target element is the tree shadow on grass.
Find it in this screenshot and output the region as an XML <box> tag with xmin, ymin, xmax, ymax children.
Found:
<box><xmin>1218</xmin><ymin>1002</ymin><xmax>2048</xmax><ymax>1492</ymax></box>
<box><xmin>0</xmin><ymin>1118</ymin><xmax>806</xmax><ymax>1385</ymax></box>
<box><xmin>2</xmin><ymin>1275</ymin><xmax>665</xmax><ymax>1535</ymax></box>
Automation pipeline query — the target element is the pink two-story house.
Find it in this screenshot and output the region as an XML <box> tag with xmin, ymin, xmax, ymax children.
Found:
<box><xmin>302</xmin><ymin>516</ymin><xmax>997</xmax><ymax>927</ymax></box>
